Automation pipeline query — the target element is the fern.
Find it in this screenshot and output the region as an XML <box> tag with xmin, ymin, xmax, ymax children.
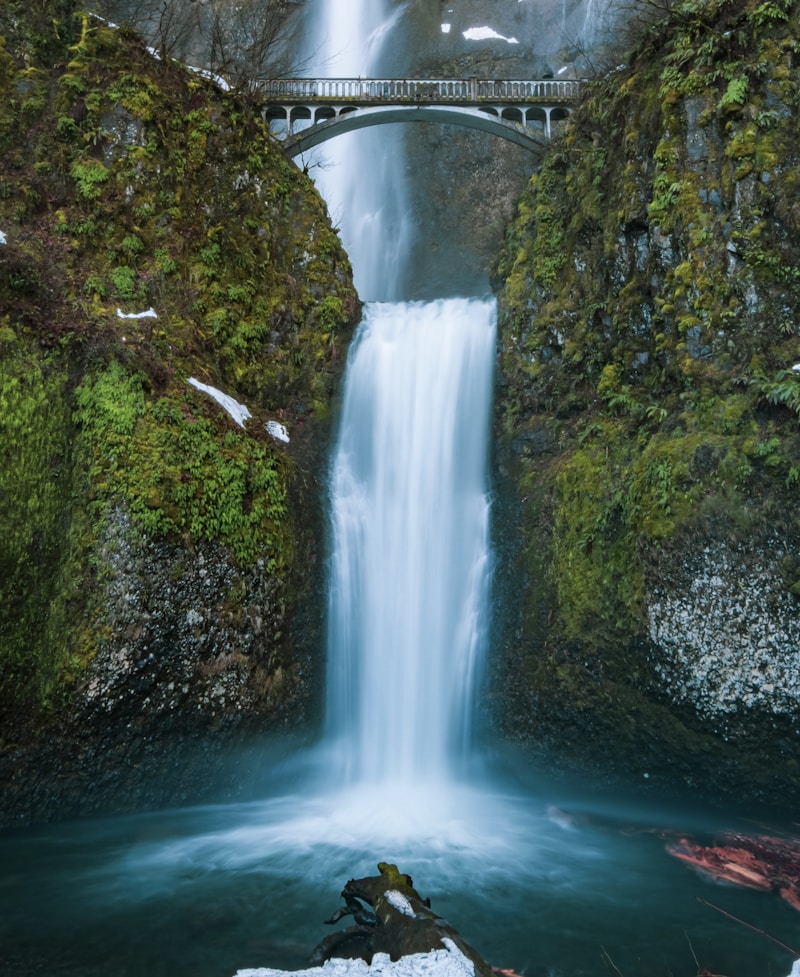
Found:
<box><xmin>719</xmin><ymin>76</ymin><xmax>748</xmax><ymax>111</ymax></box>
<box><xmin>750</xmin><ymin>1</ymin><xmax>792</xmax><ymax>28</ymax></box>
<box><xmin>751</xmin><ymin>371</ymin><xmax>800</xmax><ymax>416</ymax></box>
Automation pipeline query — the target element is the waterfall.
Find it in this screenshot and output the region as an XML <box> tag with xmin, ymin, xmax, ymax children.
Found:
<box><xmin>325</xmin><ymin>299</ymin><xmax>495</xmax><ymax>788</ymax></box>
<box><xmin>302</xmin><ymin>0</ymin><xmax>411</xmax><ymax>300</ymax></box>
<box><xmin>580</xmin><ymin>0</ymin><xmax>601</xmax><ymax>47</ymax></box>
<box><xmin>297</xmin><ymin>0</ymin><xmax>496</xmax><ymax>797</ymax></box>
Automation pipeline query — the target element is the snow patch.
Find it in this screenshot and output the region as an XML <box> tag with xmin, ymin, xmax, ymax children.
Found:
<box><xmin>463</xmin><ymin>26</ymin><xmax>519</xmax><ymax>44</ymax></box>
<box><xmin>266</xmin><ymin>420</ymin><xmax>290</xmax><ymax>443</ymax></box>
<box><xmin>91</xmin><ymin>13</ymin><xmax>119</xmax><ymax>28</ymax></box>
<box><xmin>792</xmin><ymin>364</ymin><xmax>800</xmax><ymax>373</ymax></box>
<box><xmin>187</xmin><ymin>377</ymin><xmax>252</xmax><ymax>428</ymax></box>
<box><xmin>117</xmin><ymin>307</ymin><xmax>157</xmax><ymax>319</ymax></box>
<box><xmin>233</xmin><ymin>941</ymin><xmax>475</xmax><ymax>977</ymax></box>
<box><xmin>188</xmin><ymin>64</ymin><xmax>232</xmax><ymax>91</ymax></box>
<box><xmin>441</xmin><ymin>23</ymin><xmax>451</xmax><ymax>33</ymax></box>
<box><xmin>384</xmin><ymin>890</ymin><xmax>415</xmax><ymax>917</ymax></box>
<box><xmin>787</xmin><ymin>959</ymin><xmax>800</xmax><ymax>977</ymax></box>
<box><xmin>0</xmin><ymin>230</ymin><xmax>6</xmax><ymax>245</ymax></box>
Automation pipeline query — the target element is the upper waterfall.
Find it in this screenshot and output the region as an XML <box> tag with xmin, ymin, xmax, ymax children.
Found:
<box><xmin>301</xmin><ymin>0</ymin><xmax>411</xmax><ymax>300</ymax></box>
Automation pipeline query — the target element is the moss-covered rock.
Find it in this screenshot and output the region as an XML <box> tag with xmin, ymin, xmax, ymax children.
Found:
<box><xmin>492</xmin><ymin>0</ymin><xmax>800</xmax><ymax>805</ymax></box>
<box><xmin>0</xmin><ymin>0</ymin><xmax>359</xmax><ymax>824</ymax></box>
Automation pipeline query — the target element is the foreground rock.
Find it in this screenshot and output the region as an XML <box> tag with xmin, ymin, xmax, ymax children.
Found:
<box><xmin>310</xmin><ymin>863</ymin><xmax>494</xmax><ymax>977</ymax></box>
<box><xmin>235</xmin><ymin>864</ymin><xmax>495</xmax><ymax>977</ymax></box>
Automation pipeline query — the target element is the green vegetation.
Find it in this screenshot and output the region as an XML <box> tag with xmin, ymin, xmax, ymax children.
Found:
<box><xmin>0</xmin><ymin>329</ymin><xmax>84</xmax><ymax>704</ymax></box>
<box><xmin>495</xmin><ymin>0</ymin><xmax>800</xmax><ymax>653</ymax></box>
<box><xmin>0</xmin><ymin>1</ymin><xmax>359</xmax><ymax>708</ymax></box>
<box><xmin>74</xmin><ymin>361</ymin><xmax>290</xmax><ymax>566</ymax></box>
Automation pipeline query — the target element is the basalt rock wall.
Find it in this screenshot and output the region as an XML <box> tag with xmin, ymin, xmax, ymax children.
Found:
<box><xmin>370</xmin><ymin>0</ymin><xmax>600</xmax><ymax>297</ymax></box>
<box><xmin>492</xmin><ymin>0</ymin><xmax>800</xmax><ymax>806</ymax></box>
<box><xmin>0</xmin><ymin>1</ymin><xmax>359</xmax><ymax>826</ymax></box>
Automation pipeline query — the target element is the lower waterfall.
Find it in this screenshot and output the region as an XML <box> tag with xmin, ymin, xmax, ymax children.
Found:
<box><xmin>324</xmin><ymin>298</ymin><xmax>495</xmax><ymax>788</ymax></box>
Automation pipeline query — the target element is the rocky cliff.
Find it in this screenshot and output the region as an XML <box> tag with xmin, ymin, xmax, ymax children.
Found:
<box><xmin>0</xmin><ymin>0</ymin><xmax>359</xmax><ymax>825</ymax></box>
<box><xmin>492</xmin><ymin>0</ymin><xmax>800</xmax><ymax>805</ymax></box>
<box><xmin>401</xmin><ymin>0</ymin><xmax>597</xmax><ymax>297</ymax></box>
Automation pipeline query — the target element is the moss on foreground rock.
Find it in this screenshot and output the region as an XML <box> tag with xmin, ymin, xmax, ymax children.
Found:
<box><xmin>492</xmin><ymin>0</ymin><xmax>800</xmax><ymax>805</ymax></box>
<box><xmin>0</xmin><ymin>1</ymin><xmax>359</xmax><ymax>823</ymax></box>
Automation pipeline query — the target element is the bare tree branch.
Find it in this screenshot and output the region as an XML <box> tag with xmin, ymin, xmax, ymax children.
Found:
<box><xmin>87</xmin><ymin>0</ymin><xmax>310</xmax><ymax>91</ymax></box>
<box><xmin>206</xmin><ymin>0</ymin><xmax>305</xmax><ymax>92</ymax></box>
<box><xmin>560</xmin><ymin>0</ymin><xmax>682</xmax><ymax>79</ymax></box>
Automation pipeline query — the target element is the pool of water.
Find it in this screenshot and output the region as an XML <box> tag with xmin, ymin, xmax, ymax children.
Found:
<box><xmin>1</xmin><ymin>748</ymin><xmax>797</xmax><ymax>977</ymax></box>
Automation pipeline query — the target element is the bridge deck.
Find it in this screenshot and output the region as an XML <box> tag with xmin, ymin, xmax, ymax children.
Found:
<box><xmin>261</xmin><ymin>77</ymin><xmax>581</xmax><ymax>105</ymax></box>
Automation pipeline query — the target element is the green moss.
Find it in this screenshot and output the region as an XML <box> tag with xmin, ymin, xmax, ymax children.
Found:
<box><xmin>73</xmin><ymin>361</ymin><xmax>290</xmax><ymax>567</ymax></box>
<box><xmin>494</xmin><ymin>0</ymin><xmax>800</xmax><ymax>679</ymax></box>
<box><xmin>0</xmin><ymin>331</ymin><xmax>96</xmax><ymax>705</ymax></box>
<box><xmin>0</xmin><ymin>1</ymin><xmax>360</xmax><ymax>709</ymax></box>
<box><xmin>551</xmin><ymin>422</ymin><xmax>643</xmax><ymax>647</ymax></box>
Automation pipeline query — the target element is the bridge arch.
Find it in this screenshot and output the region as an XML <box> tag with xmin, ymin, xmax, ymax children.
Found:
<box><xmin>261</xmin><ymin>77</ymin><xmax>581</xmax><ymax>158</ymax></box>
<box><xmin>268</xmin><ymin>104</ymin><xmax>555</xmax><ymax>157</ymax></box>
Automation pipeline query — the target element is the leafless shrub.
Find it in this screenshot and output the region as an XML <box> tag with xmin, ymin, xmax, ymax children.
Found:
<box><xmin>206</xmin><ymin>0</ymin><xmax>307</xmax><ymax>93</ymax></box>
<box><xmin>89</xmin><ymin>0</ymin><xmax>201</xmax><ymax>61</ymax></box>
<box><xmin>562</xmin><ymin>0</ymin><xmax>682</xmax><ymax>78</ymax></box>
<box><xmin>88</xmin><ymin>0</ymin><xmax>309</xmax><ymax>92</ymax></box>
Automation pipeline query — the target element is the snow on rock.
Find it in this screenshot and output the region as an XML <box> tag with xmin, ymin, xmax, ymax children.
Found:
<box><xmin>188</xmin><ymin>64</ymin><xmax>232</xmax><ymax>91</ymax></box>
<box><xmin>787</xmin><ymin>958</ymin><xmax>800</xmax><ymax>977</ymax></box>
<box><xmin>91</xmin><ymin>13</ymin><xmax>119</xmax><ymax>28</ymax></box>
<box><xmin>462</xmin><ymin>26</ymin><xmax>519</xmax><ymax>44</ymax></box>
<box><xmin>117</xmin><ymin>307</ymin><xmax>157</xmax><ymax>319</ymax></box>
<box><xmin>266</xmin><ymin>420</ymin><xmax>290</xmax><ymax>443</ymax></box>
<box><xmin>187</xmin><ymin>377</ymin><xmax>252</xmax><ymax>428</ymax></box>
<box><xmin>792</xmin><ymin>363</ymin><xmax>800</xmax><ymax>373</ymax></box>
<box><xmin>0</xmin><ymin>230</ymin><xmax>7</xmax><ymax>245</ymax></box>
<box><xmin>385</xmin><ymin>890</ymin><xmax>416</xmax><ymax>917</ymax></box>
<box><xmin>91</xmin><ymin>12</ymin><xmax>229</xmax><ymax>90</ymax></box>
<box><xmin>234</xmin><ymin>941</ymin><xmax>475</xmax><ymax>977</ymax></box>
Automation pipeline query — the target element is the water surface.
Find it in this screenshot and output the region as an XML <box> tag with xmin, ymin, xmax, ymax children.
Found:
<box><xmin>1</xmin><ymin>759</ymin><xmax>797</xmax><ymax>977</ymax></box>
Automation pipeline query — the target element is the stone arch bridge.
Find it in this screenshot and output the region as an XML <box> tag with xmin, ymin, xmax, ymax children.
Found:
<box><xmin>261</xmin><ymin>77</ymin><xmax>581</xmax><ymax>157</ymax></box>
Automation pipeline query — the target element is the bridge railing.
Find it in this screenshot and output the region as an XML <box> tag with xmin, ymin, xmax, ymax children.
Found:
<box><xmin>261</xmin><ymin>77</ymin><xmax>581</xmax><ymax>103</ymax></box>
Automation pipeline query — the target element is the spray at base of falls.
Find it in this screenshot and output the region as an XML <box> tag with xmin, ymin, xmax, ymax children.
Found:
<box><xmin>324</xmin><ymin>298</ymin><xmax>496</xmax><ymax>791</ymax></box>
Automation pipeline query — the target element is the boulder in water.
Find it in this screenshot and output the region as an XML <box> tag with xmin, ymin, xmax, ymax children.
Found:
<box><xmin>309</xmin><ymin>862</ymin><xmax>494</xmax><ymax>977</ymax></box>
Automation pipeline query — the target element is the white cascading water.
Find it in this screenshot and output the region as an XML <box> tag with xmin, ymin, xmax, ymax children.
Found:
<box><xmin>302</xmin><ymin>0</ymin><xmax>411</xmax><ymax>300</ymax></box>
<box><xmin>325</xmin><ymin>299</ymin><xmax>495</xmax><ymax>788</ymax></box>
<box><xmin>300</xmin><ymin>0</ymin><xmax>497</xmax><ymax>799</ymax></box>
<box><xmin>580</xmin><ymin>0</ymin><xmax>601</xmax><ymax>47</ymax></box>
